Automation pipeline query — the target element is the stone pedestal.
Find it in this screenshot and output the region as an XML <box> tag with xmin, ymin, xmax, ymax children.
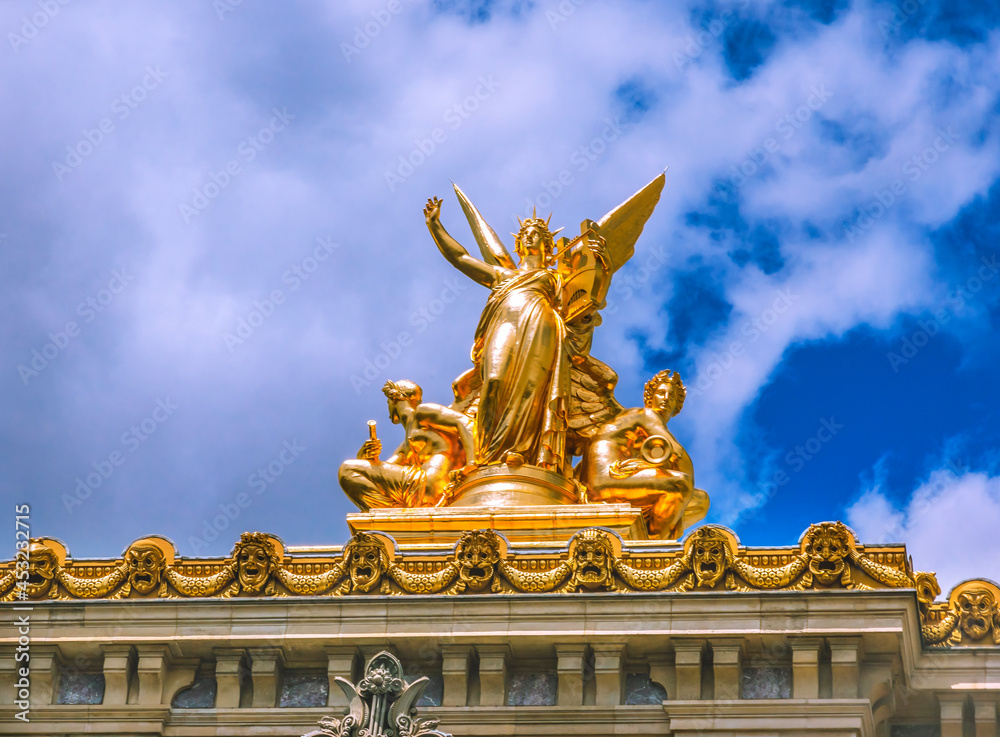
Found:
<box><xmin>249</xmin><ymin>648</ymin><xmax>285</xmax><ymax>708</ymax></box>
<box><xmin>30</xmin><ymin>645</ymin><xmax>62</xmax><ymax>707</ymax></box>
<box><xmin>593</xmin><ymin>643</ymin><xmax>625</xmax><ymax>706</ymax></box>
<box><xmin>973</xmin><ymin>694</ymin><xmax>996</xmax><ymax>737</ymax></box>
<box><xmin>0</xmin><ymin>646</ymin><xmax>15</xmax><ymax>706</ymax></box>
<box><xmin>938</xmin><ymin>693</ymin><xmax>966</xmax><ymax>737</ymax></box>
<box><xmin>136</xmin><ymin>645</ymin><xmax>170</xmax><ymax>706</ymax></box>
<box><xmin>829</xmin><ymin>638</ymin><xmax>862</xmax><ymax>699</ymax></box>
<box><xmin>348</xmin><ymin>503</ymin><xmax>648</xmax><ymax>544</ymax></box>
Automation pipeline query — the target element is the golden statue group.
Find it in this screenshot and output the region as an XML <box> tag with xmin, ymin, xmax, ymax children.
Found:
<box><xmin>339</xmin><ymin>173</ymin><xmax>709</xmax><ymax>539</ymax></box>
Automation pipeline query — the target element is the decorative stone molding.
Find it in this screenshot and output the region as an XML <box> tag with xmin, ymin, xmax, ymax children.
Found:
<box><xmin>3</xmin><ymin>523</ymin><xmax>998</xmax><ymax>651</ymax></box>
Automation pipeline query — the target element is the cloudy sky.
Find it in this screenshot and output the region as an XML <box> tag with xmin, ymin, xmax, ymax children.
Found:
<box><xmin>3</xmin><ymin>0</ymin><xmax>999</xmax><ymax>590</ymax></box>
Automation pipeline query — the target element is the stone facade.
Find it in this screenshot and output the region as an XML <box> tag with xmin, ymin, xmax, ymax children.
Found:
<box><xmin>2</xmin><ymin>523</ymin><xmax>999</xmax><ymax>736</ymax></box>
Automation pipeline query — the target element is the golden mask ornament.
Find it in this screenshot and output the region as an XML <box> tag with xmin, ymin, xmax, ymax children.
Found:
<box><xmin>922</xmin><ymin>579</ymin><xmax>1000</xmax><ymax>647</ymax></box>
<box><xmin>689</xmin><ymin>527</ymin><xmax>730</xmax><ymax>589</ymax></box>
<box><xmin>26</xmin><ymin>540</ymin><xmax>58</xmax><ymax>599</ymax></box>
<box><xmin>344</xmin><ymin>533</ymin><xmax>390</xmax><ymax>593</ymax></box>
<box><xmin>234</xmin><ymin>532</ymin><xmax>280</xmax><ymax>595</ymax></box>
<box><xmin>956</xmin><ymin>588</ymin><xmax>997</xmax><ymax>641</ymax></box>
<box><xmin>802</xmin><ymin>522</ymin><xmax>852</xmax><ymax>586</ymax></box>
<box><xmin>125</xmin><ymin>542</ymin><xmax>167</xmax><ymax>595</ymax></box>
<box><xmin>454</xmin><ymin>530</ymin><xmax>501</xmax><ymax>592</ymax></box>
<box><xmin>914</xmin><ymin>570</ymin><xmax>942</xmax><ymax>615</ymax></box>
<box><xmin>568</xmin><ymin>529</ymin><xmax>616</xmax><ymax>591</ymax></box>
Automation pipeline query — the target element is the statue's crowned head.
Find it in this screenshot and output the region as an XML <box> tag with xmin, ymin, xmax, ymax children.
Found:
<box><xmin>513</xmin><ymin>211</ymin><xmax>560</xmax><ymax>263</ymax></box>
<box><xmin>644</xmin><ymin>370</ymin><xmax>686</xmax><ymax>417</ymax></box>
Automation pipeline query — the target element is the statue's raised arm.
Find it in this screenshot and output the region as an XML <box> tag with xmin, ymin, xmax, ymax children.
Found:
<box><xmin>424</xmin><ymin>196</ymin><xmax>504</xmax><ymax>289</ymax></box>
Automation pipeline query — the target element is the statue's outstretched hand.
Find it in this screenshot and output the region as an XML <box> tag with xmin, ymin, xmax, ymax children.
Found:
<box><xmin>424</xmin><ymin>196</ymin><xmax>442</xmax><ymax>224</ymax></box>
<box><xmin>357</xmin><ymin>439</ymin><xmax>381</xmax><ymax>462</ymax></box>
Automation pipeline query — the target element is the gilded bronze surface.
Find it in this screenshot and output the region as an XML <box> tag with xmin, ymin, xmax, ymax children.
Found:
<box><xmin>339</xmin><ymin>380</ymin><xmax>473</xmax><ymax>509</ymax></box>
<box><xmin>921</xmin><ymin>578</ymin><xmax>1000</xmax><ymax>646</ymax></box>
<box><xmin>6</xmin><ymin>522</ymin><xmax>997</xmax><ymax>649</ymax></box>
<box><xmin>580</xmin><ymin>370</ymin><xmax>708</xmax><ymax>538</ymax></box>
<box><xmin>338</xmin><ymin>173</ymin><xmax>709</xmax><ymax>539</ymax></box>
<box><xmin>346</xmin><ymin>502</ymin><xmax>649</xmax><ymax>544</ymax></box>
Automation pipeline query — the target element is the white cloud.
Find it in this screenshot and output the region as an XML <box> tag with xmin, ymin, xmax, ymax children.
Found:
<box><xmin>847</xmin><ymin>468</ymin><xmax>1000</xmax><ymax>591</ymax></box>
<box><xmin>3</xmin><ymin>0</ymin><xmax>1000</xmax><ymax>554</ymax></box>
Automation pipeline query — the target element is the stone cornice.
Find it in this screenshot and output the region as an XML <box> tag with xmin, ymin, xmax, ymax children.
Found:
<box><xmin>5</xmin><ymin>522</ymin><xmax>999</xmax><ymax>650</ymax></box>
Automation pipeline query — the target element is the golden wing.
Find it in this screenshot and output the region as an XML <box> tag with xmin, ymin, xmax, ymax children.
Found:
<box><xmin>567</xmin><ymin>356</ymin><xmax>625</xmax><ymax>454</ymax></box>
<box><xmin>453</xmin><ymin>182</ymin><xmax>516</xmax><ymax>270</ymax></box>
<box><xmin>597</xmin><ymin>170</ymin><xmax>666</xmax><ymax>273</ymax></box>
<box><xmin>556</xmin><ymin>171</ymin><xmax>667</xmax><ymax>329</ymax></box>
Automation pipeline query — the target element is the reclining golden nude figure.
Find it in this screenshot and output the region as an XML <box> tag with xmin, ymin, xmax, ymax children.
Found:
<box><xmin>338</xmin><ymin>380</ymin><xmax>473</xmax><ymax>509</ymax></box>
<box><xmin>579</xmin><ymin>370</ymin><xmax>709</xmax><ymax>539</ymax></box>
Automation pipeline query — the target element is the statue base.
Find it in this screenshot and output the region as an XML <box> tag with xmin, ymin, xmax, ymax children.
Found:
<box><xmin>346</xmin><ymin>502</ymin><xmax>650</xmax><ymax>544</ymax></box>
<box><xmin>449</xmin><ymin>462</ymin><xmax>578</xmax><ymax>506</ymax></box>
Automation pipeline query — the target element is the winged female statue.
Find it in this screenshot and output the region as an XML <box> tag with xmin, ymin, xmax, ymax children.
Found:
<box><xmin>423</xmin><ymin>172</ymin><xmax>666</xmax><ymax>478</ymax></box>
<box><xmin>339</xmin><ymin>172</ymin><xmax>710</xmax><ymax>537</ymax></box>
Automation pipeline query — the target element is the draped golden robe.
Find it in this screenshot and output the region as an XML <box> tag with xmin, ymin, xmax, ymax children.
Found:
<box><xmin>470</xmin><ymin>268</ymin><xmax>569</xmax><ymax>472</ymax></box>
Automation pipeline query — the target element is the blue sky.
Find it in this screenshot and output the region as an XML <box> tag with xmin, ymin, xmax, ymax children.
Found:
<box><xmin>2</xmin><ymin>0</ymin><xmax>998</xmax><ymax>589</ymax></box>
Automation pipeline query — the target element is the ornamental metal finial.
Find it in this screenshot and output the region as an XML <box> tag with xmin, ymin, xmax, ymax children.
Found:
<box><xmin>304</xmin><ymin>651</ymin><xmax>449</xmax><ymax>737</ymax></box>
